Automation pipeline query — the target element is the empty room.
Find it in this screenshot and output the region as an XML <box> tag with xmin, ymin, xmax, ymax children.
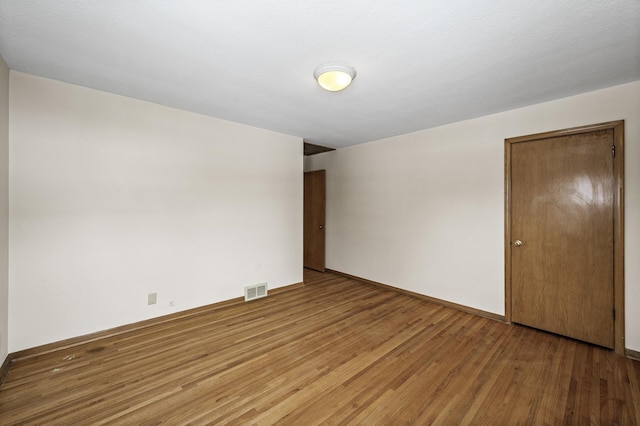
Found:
<box><xmin>0</xmin><ymin>1</ymin><xmax>639</xmax><ymax>424</ymax></box>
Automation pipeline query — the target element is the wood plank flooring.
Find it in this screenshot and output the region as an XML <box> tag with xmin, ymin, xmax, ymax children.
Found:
<box><xmin>1</xmin><ymin>269</ymin><xmax>639</xmax><ymax>425</ymax></box>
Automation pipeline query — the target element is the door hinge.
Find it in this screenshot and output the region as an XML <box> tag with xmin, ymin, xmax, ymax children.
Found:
<box><xmin>612</xmin><ymin>145</ymin><xmax>616</xmax><ymax>158</ymax></box>
<box><xmin>613</xmin><ymin>308</ymin><xmax>616</xmax><ymax>321</ymax></box>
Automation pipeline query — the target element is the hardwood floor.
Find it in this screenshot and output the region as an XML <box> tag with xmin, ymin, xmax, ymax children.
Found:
<box><xmin>1</xmin><ymin>269</ymin><xmax>639</xmax><ymax>425</ymax></box>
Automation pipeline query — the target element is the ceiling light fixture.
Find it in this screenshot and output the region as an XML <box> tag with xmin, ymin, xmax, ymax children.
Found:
<box><xmin>313</xmin><ymin>63</ymin><xmax>357</xmax><ymax>92</ymax></box>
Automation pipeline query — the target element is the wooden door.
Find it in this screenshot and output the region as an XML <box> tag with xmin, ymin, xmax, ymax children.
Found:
<box><xmin>507</xmin><ymin>124</ymin><xmax>623</xmax><ymax>349</ymax></box>
<box><xmin>304</xmin><ymin>170</ymin><xmax>326</xmax><ymax>271</ymax></box>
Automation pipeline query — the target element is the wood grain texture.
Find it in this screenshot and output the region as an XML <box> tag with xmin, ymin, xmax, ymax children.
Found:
<box><xmin>1</xmin><ymin>270</ymin><xmax>638</xmax><ymax>425</ymax></box>
<box><xmin>505</xmin><ymin>120</ymin><xmax>625</xmax><ymax>353</ymax></box>
<box><xmin>327</xmin><ymin>268</ymin><xmax>505</xmax><ymax>323</ymax></box>
<box><xmin>511</xmin><ymin>129</ymin><xmax>615</xmax><ymax>348</ymax></box>
<box><xmin>0</xmin><ymin>354</ymin><xmax>14</xmax><ymax>389</ymax></box>
<box><xmin>8</xmin><ymin>282</ymin><xmax>304</xmax><ymax>364</ymax></box>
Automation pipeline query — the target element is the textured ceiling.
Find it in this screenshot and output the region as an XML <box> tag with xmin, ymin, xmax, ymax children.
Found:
<box><xmin>1</xmin><ymin>1</ymin><xmax>639</xmax><ymax>148</ymax></box>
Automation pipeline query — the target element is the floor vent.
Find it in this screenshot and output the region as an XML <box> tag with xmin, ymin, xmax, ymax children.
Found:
<box><xmin>245</xmin><ymin>283</ymin><xmax>268</xmax><ymax>302</ymax></box>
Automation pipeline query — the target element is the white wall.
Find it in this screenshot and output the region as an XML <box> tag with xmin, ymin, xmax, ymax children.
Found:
<box><xmin>0</xmin><ymin>55</ymin><xmax>9</xmax><ymax>361</ymax></box>
<box><xmin>9</xmin><ymin>72</ymin><xmax>303</xmax><ymax>352</ymax></box>
<box><xmin>306</xmin><ymin>81</ymin><xmax>640</xmax><ymax>351</ymax></box>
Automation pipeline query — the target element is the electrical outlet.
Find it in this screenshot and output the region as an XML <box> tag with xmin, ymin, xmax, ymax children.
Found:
<box><xmin>148</xmin><ymin>293</ymin><xmax>157</xmax><ymax>305</ymax></box>
<box><xmin>169</xmin><ymin>300</ymin><xmax>175</xmax><ymax>307</ymax></box>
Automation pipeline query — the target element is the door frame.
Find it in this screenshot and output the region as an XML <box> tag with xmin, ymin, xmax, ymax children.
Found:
<box><xmin>504</xmin><ymin>120</ymin><xmax>625</xmax><ymax>355</ymax></box>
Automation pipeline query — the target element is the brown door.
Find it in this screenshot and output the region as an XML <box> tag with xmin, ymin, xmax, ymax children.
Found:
<box><xmin>304</xmin><ymin>170</ymin><xmax>325</xmax><ymax>272</ymax></box>
<box><xmin>509</xmin><ymin>129</ymin><xmax>616</xmax><ymax>348</ymax></box>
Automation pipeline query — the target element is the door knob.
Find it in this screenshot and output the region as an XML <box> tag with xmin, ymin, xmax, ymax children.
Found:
<box><xmin>514</xmin><ymin>240</ymin><xmax>523</xmax><ymax>247</ymax></box>
<box><xmin>319</xmin><ymin>225</ymin><xmax>324</xmax><ymax>229</ymax></box>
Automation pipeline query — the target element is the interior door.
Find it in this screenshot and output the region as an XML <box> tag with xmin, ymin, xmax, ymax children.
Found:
<box><xmin>304</xmin><ymin>170</ymin><xmax>326</xmax><ymax>272</ymax></box>
<box><xmin>509</xmin><ymin>128</ymin><xmax>616</xmax><ymax>348</ymax></box>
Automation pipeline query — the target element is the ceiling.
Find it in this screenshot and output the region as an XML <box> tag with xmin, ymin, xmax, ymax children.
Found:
<box><xmin>1</xmin><ymin>1</ymin><xmax>639</xmax><ymax>149</ymax></box>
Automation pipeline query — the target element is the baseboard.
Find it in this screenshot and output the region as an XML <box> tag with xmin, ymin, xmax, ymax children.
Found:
<box><xmin>0</xmin><ymin>353</ymin><xmax>15</xmax><ymax>388</ymax></box>
<box><xmin>9</xmin><ymin>281</ymin><xmax>304</xmax><ymax>363</ymax></box>
<box><xmin>626</xmin><ymin>348</ymin><xmax>640</xmax><ymax>361</ymax></box>
<box><xmin>327</xmin><ymin>269</ymin><xmax>506</xmax><ymax>323</ymax></box>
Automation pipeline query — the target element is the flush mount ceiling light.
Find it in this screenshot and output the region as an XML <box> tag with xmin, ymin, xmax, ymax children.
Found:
<box><xmin>313</xmin><ymin>63</ymin><xmax>357</xmax><ymax>92</ymax></box>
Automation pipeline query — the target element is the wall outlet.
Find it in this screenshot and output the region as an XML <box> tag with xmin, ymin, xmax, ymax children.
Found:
<box><xmin>169</xmin><ymin>300</ymin><xmax>175</xmax><ymax>307</ymax></box>
<box><xmin>148</xmin><ymin>293</ymin><xmax>157</xmax><ymax>305</ymax></box>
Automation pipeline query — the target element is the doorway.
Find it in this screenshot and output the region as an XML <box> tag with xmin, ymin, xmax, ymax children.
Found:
<box><xmin>304</xmin><ymin>170</ymin><xmax>326</xmax><ymax>272</ymax></box>
<box><xmin>505</xmin><ymin>121</ymin><xmax>624</xmax><ymax>353</ymax></box>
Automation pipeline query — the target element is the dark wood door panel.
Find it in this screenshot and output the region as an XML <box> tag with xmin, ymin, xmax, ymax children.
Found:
<box><xmin>304</xmin><ymin>170</ymin><xmax>326</xmax><ymax>272</ymax></box>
